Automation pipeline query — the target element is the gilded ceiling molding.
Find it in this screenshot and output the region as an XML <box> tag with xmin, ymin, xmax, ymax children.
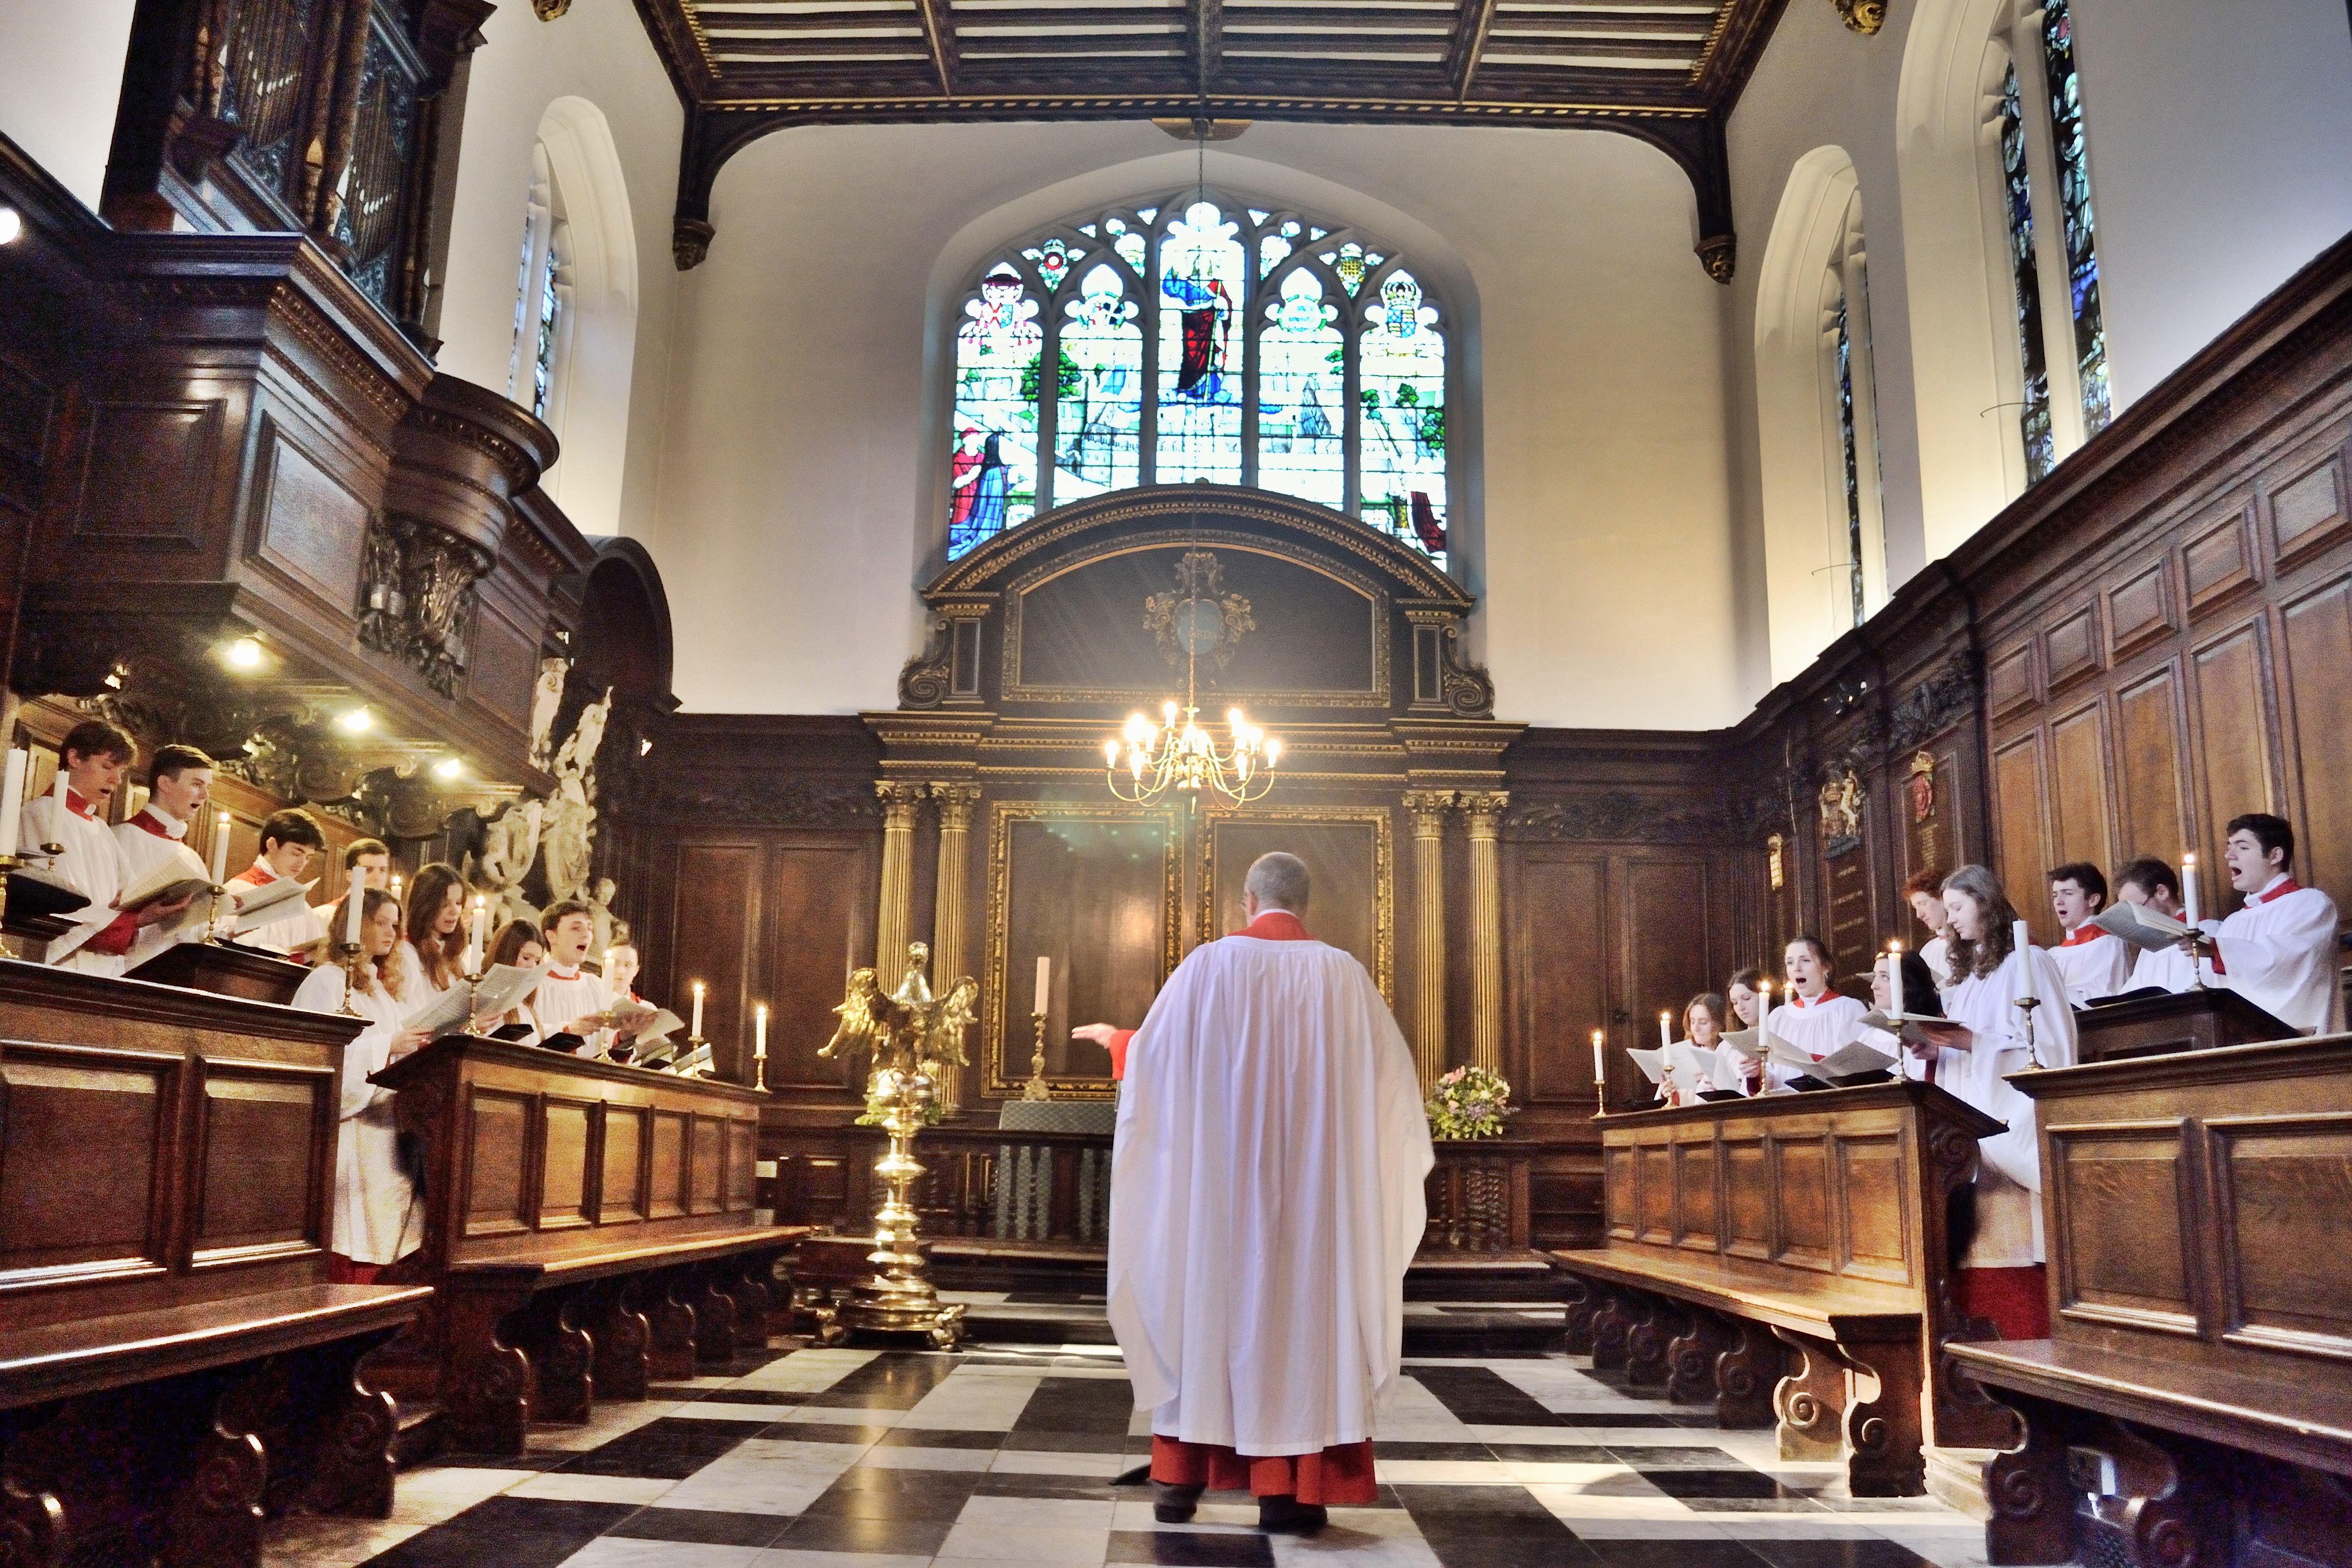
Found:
<box><xmin>1832</xmin><ymin>0</ymin><xmax>1888</xmax><ymax>35</ymax></box>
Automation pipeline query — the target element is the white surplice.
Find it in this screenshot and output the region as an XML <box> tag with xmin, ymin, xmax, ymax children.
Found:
<box><xmin>113</xmin><ymin>806</ymin><xmax>211</xmax><ymax>971</ymax></box>
<box><xmin>229</xmin><ymin>857</ymin><xmax>326</xmax><ymax>955</ymax></box>
<box><xmin>533</xmin><ymin>965</ymin><xmax>612</xmax><ymax>1052</ymax></box>
<box><xmin>293</xmin><ymin>964</ymin><xmax>424</xmax><ymax>1265</ymax></box>
<box><xmin>2047</xmin><ymin>927</ymin><xmax>2130</xmax><ymax>1008</ymax></box>
<box><xmin>2209</xmin><ymin>875</ymin><xmax>2346</xmax><ymax>1035</ymax></box>
<box><xmin>1107</xmin><ymin>918</ymin><xmax>1433</xmax><ymax>1457</ymax></box>
<box><xmin>2128</xmin><ymin>941</ymin><xmax>2200</xmax><ymax>993</ymax></box>
<box><xmin>1920</xmin><ymin>936</ymin><xmax>1956</xmax><ymax>991</ymax></box>
<box><xmin>1761</xmin><ymin>991</ymin><xmax>1868</xmax><ymax>1088</ymax></box>
<box><xmin>1900</xmin><ymin>945</ymin><xmax>2078</xmax><ymax>1267</ymax></box>
<box><xmin>20</xmin><ymin>792</ymin><xmax>134</xmax><ymax>974</ymax></box>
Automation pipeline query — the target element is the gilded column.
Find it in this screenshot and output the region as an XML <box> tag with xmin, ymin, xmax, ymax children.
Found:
<box><xmin>926</xmin><ymin>783</ymin><xmax>982</xmax><ymax>1117</ymax></box>
<box><xmin>1461</xmin><ymin>791</ymin><xmax>1510</xmax><ymax>1076</ymax></box>
<box><xmin>1404</xmin><ymin>790</ymin><xmax>1455</xmax><ymax>1093</ymax></box>
<box><xmin>874</xmin><ymin>782</ymin><xmax>927</xmax><ymax>991</ymax></box>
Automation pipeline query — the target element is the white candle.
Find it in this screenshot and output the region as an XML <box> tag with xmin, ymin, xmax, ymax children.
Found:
<box><xmin>1591</xmin><ymin>1028</ymin><xmax>1606</xmax><ymax>1082</ymax></box>
<box><xmin>2182</xmin><ymin>853</ymin><xmax>2201</xmax><ymax>926</ymax></box>
<box><xmin>1758</xmin><ymin>978</ymin><xmax>1773</xmax><ymax>1019</ymax></box>
<box><xmin>691</xmin><ymin>980</ymin><xmax>706</xmax><ymax>1038</ymax></box>
<box><xmin>1659</xmin><ymin>1011</ymin><xmax>1673</xmax><ymax>1049</ymax></box>
<box><xmin>466</xmin><ymin>896</ymin><xmax>484</xmax><ymax>976</ymax></box>
<box><xmin>209</xmin><ymin>811</ymin><xmax>229</xmax><ymax>883</ymax></box>
<box><xmin>48</xmin><ymin>760</ymin><xmax>67</xmax><ymax>831</ymax></box>
<box><xmin>2013</xmin><ymin>918</ymin><xmax>2037</xmax><ymax>1002</ymax></box>
<box><xmin>755</xmin><ymin>1003</ymin><xmax>769</xmax><ymax>1060</ymax></box>
<box><xmin>0</xmin><ymin>747</ymin><xmax>23</xmax><ymax>859</ymax></box>
<box><xmin>1034</xmin><ymin>955</ymin><xmax>1050</xmax><ymax>1016</ymax></box>
<box><xmin>603</xmin><ymin>946</ymin><xmax>615</xmax><ymax>981</ymax></box>
<box><xmin>344</xmin><ymin>883</ymin><xmax>363</xmax><ymax>948</ymax></box>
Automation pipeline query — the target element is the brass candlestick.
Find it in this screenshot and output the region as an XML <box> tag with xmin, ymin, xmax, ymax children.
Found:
<box><xmin>337</xmin><ymin>942</ymin><xmax>366</xmax><ymax>1018</ymax></box>
<box><xmin>753</xmin><ymin>1049</ymin><xmax>768</xmax><ymax>1092</ymax></box>
<box><xmin>1022</xmin><ymin>1011</ymin><xmax>1051</xmax><ymax>1102</ymax></box>
<box><xmin>2016</xmin><ymin>993</ymin><xmax>2044</xmax><ymax>1069</ymax></box>
<box><xmin>813</xmin><ymin>942</ymin><xmax>975</xmax><ymax>1350</ymax></box>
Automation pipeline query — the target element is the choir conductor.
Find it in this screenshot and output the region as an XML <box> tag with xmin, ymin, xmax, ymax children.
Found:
<box><xmin>1107</xmin><ymin>851</ymin><xmax>1434</xmax><ymax>1534</ymax></box>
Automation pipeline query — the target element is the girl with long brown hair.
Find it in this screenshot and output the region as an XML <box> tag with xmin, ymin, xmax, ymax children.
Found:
<box><xmin>396</xmin><ymin>863</ymin><xmax>469</xmax><ymax>996</ymax></box>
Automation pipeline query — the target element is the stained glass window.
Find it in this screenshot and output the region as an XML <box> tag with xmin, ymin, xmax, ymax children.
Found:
<box><xmin>531</xmin><ymin>226</ymin><xmax>562</xmax><ymax>420</ymax></box>
<box><xmin>1835</xmin><ymin>299</ymin><xmax>1864</xmax><ymax>628</ymax></box>
<box><xmin>2040</xmin><ymin>0</ymin><xmax>2110</xmax><ymax>436</ymax></box>
<box><xmin>1997</xmin><ymin>63</ymin><xmax>2056</xmax><ymax>485</ymax></box>
<box><xmin>943</xmin><ymin>194</ymin><xmax>1451</xmax><ymax>569</ymax></box>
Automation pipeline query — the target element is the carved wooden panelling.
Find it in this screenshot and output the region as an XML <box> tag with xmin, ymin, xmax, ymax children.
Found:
<box><xmin>1623</xmin><ymin>856</ymin><xmax>1722</xmax><ymax>1032</ymax></box>
<box><xmin>1635</xmin><ymin>1143</ymin><xmax>1674</xmax><ymax>1245</ymax></box>
<box><xmin>1511</xmin><ymin>851</ymin><xmax>1606</xmax><ymax>1107</ymax></box>
<box><xmin>725</xmin><ymin>1120</ymin><xmax>757</xmax><ymax>1210</ymax></box>
<box><xmin>649</xmin><ymin>1111</ymin><xmax>687</xmax><ymax>1219</ymax></box>
<box><xmin>2210</xmin><ymin>1116</ymin><xmax>2352</xmax><ymax>1358</ymax></box>
<box><xmin>254</xmin><ymin>422</ymin><xmax>371</xmax><ymax>607</ymax></box>
<box><xmin>2281</xmin><ymin>582</ymin><xmax>2352</xmax><ymax>909</ymax></box>
<box><xmin>671</xmin><ymin>842</ymin><xmax>762</xmax><ymax>1084</ymax></box>
<box><xmin>1775</xmin><ymin>1138</ymin><xmax>1831</xmax><ymax>1270</ymax></box>
<box><xmin>2049</xmin><ymin>703</ymin><xmax>2113</xmax><ymax>872</ymax></box>
<box><xmin>467</xmin><ymin>597</ymin><xmax>539</xmax><ymax>726</ymax></box>
<box><xmin>1836</xmin><ymin>1134</ymin><xmax>1907</xmax><ymax>1280</ymax></box>
<box><xmin>690</xmin><ymin>1116</ymin><xmax>723</xmax><ymax>1215</ymax></box>
<box><xmin>195</xmin><ymin>1072</ymin><xmax>323</xmax><ymax>1258</ymax></box>
<box><xmin>2115</xmin><ymin>668</ymin><xmax>2189</xmax><ymax>867</ymax></box>
<box><xmin>1674</xmin><ymin>1139</ymin><xmax>1718</xmax><ymax>1252</ymax></box>
<box><xmin>2191</xmin><ymin>624</ymin><xmax>2276</xmax><ymax>841</ymax></box>
<box><xmin>601</xmin><ymin>1106</ymin><xmax>646</xmax><ymax>1223</ymax></box>
<box><xmin>2044</xmin><ymin>605</ymin><xmax>2101</xmax><ymax>691</ymax></box>
<box><xmin>75</xmin><ymin>401</ymin><xmax>220</xmax><ymax>546</ymax></box>
<box><xmin>1988</xmin><ymin>642</ymin><xmax>2037</xmax><ymax>718</ymax></box>
<box><xmin>1993</xmin><ymin>735</ymin><xmax>2050</xmax><ymax>939</ymax></box>
<box><xmin>463</xmin><ymin>1090</ymin><xmax>529</xmax><ymax>1237</ymax></box>
<box><xmin>1604</xmin><ymin>1145</ymin><xmax>1635</xmax><ymax>1238</ymax></box>
<box><xmin>2050</xmin><ymin>1128</ymin><xmax>2195</xmax><ymax>1332</ymax></box>
<box><xmin>2184</xmin><ymin>503</ymin><xmax>2259</xmax><ymax>614</ymax></box>
<box><xmin>2107</xmin><ymin>561</ymin><xmax>2175</xmax><ymax>659</ymax></box>
<box><xmin>767</xmin><ymin>843</ymin><xmax>869</xmax><ymax>1093</ymax></box>
<box><xmin>1206</xmin><ymin>815</ymin><xmax>1388</xmax><ymax>996</ymax></box>
<box><xmin>540</xmin><ymin>1099</ymin><xmax>593</xmax><ymax>1229</ymax></box>
<box><xmin>0</xmin><ymin>354</ymin><xmax>54</xmax><ymax>515</ymax></box>
<box><xmin>2271</xmin><ymin>455</ymin><xmax>2348</xmax><ymax>568</ymax></box>
<box><xmin>1723</xmin><ymin>1138</ymin><xmax>1770</xmax><ymax>1259</ymax></box>
<box><xmin>0</xmin><ymin>1056</ymin><xmax>167</xmax><ymax>1278</ymax></box>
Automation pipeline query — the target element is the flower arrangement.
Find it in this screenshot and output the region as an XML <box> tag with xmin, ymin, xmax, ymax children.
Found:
<box><xmin>1425</xmin><ymin>1065</ymin><xmax>1514</xmax><ymax>1140</ymax></box>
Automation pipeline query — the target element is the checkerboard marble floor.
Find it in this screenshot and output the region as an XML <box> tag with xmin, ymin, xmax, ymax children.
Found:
<box><xmin>267</xmin><ymin>1338</ymin><xmax>1989</xmax><ymax>1568</ymax></box>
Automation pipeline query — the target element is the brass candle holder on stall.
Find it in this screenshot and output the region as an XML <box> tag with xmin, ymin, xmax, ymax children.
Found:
<box><xmin>814</xmin><ymin>942</ymin><xmax>977</xmax><ymax>1349</ymax></box>
<box><xmin>1022</xmin><ymin>1012</ymin><xmax>1052</xmax><ymax>1102</ymax></box>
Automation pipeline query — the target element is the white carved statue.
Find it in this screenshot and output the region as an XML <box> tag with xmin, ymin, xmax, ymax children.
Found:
<box><xmin>468</xmin><ymin>797</ymin><xmax>545</xmax><ymax>928</ymax></box>
<box><xmin>528</xmin><ymin>657</ymin><xmax>571</xmax><ymax>772</ymax></box>
<box><xmin>538</xmin><ymin>687</ymin><xmax>612</xmax><ymax>908</ymax></box>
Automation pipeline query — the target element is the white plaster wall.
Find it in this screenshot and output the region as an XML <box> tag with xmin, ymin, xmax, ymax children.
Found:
<box><xmin>0</xmin><ymin>1</ymin><xmax>140</xmax><ymax>211</ymax></box>
<box><xmin>2069</xmin><ymin>0</ymin><xmax>2352</xmax><ymax>406</ymax></box>
<box><xmin>652</xmin><ymin>120</ymin><xmax>1738</xmax><ymax>729</ymax></box>
<box><xmin>435</xmin><ymin>0</ymin><xmax>682</xmax><ymax>538</ymax></box>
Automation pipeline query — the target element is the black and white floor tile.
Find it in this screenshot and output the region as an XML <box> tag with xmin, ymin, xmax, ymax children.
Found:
<box><xmin>269</xmin><ymin>1332</ymin><xmax>1988</xmax><ymax>1568</ymax></box>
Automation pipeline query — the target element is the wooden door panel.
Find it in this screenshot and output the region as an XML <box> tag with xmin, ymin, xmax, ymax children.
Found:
<box><xmin>1511</xmin><ymin>851</ymin><xmax>1607</xmax><ymax>1107</ymax></box>
<box><xmin>2116</xmin><ymin>668</ymin><xmax>2189</xmax><ymax>868</ymax></box>
<box><xmin>2281</xmin><ymin>581</ymin><xmax>2352</xmax><ymax>914</ymax></box>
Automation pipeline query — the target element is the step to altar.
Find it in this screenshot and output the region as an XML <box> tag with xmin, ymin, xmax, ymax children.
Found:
<box><xmin>942</xmin><ymin>1290</ymin><xmax>1564</xmax><ymax>1356</ymax></box>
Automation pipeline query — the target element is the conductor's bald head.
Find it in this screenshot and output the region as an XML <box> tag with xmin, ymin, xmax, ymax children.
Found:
<box><xmin>1244</xmin><ymin>852</ymin><xmax>1310</xmax><ymax>912</ymax></box>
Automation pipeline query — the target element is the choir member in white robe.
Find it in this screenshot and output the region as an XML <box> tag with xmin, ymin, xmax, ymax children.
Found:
<box><xmin>533</xmin><ymin>899</ymin><xmax>619</xmax><ymax>1052</ymax></box>
<box><xmin>1685</xmin><ymin>993</ymin><xmax>1752</xmax><ymax>1095</ymax></box>
<box><xmin>478</xmin><ymin>920</ymin><xmax>547</xmax><ymax>1042</ymax></box>
<box><xmin>1904</xmin><ymin>870</ymin><xmax>1957</xmax><ymax>990</ymax></box>
<box><xmin>1764</xmin><ymin>937</ymin><xmax>1869</xmax><ymax>1086</ymax></box>
<box><xmin>2114</xmin><ymin>858</ymin><xmax>2200</xmax><ymax>992</ymax></box>
<box><xmin>393</xmin><ymin>862</ymin><xmax>469</xmax><ymax>1000</ymax></box>
<box><xmin>2045</xmin><ymin>862</ymin><xmax>2130</xmax><ymax>1007</ymax></box>
<box><xmin>1721</xmin><ymin>968</ymin><xmax>1767</xmax><ymax>1093</ymax></box>
<box><xmin>314</xmin><ymin>838</ymin><xmax>391</xmax><ymax>933</ymax></box>
<box><xmin>20</xmin><ymin>721</ymin><xmax>195</xmax><ymax>974</ymax></box>
<box><xmin>1895</xmin><ymin>864</ymin><xmax>2078</xmax><ymax>1340</ymax></box>
<box><xmin>111</xmin><ymin>743</ymin><xmax>219</xmax><ymax>970</ymax></box>
<box><xmin>2198</xmin><ymin>814</ymin><xmax>2346</xmax><ymax>1035</ymax></box>
<box><xmin>1111</xmin><ymin>853</ymin><xmax>1432</xmax><ymax>1534</ymax></box>
<box><xmin>227</xmin><ymin>808</ymin><xmax>327</xmax><ymax>955</ymax></box>
<box><xmin>292</xmin><ymin>887</ymin><xmax>428</xmax><ymax>1282</ymax></box>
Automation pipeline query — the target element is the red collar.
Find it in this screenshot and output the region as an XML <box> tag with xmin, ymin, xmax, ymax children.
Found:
<box><xmin>549</xmin><ymin>965</ymin><xmax>583</xmax><ymax>982</ymax></box>
<box><xmin>1788</xmin><ymin>989</ymin><xmax>1827</xmax><ymax>1008</ymax></box>
<box><xmin>63</xmin><ymin>789</ymin><xmax>101</xmax><ymax>822</ymax></box>
<box><xmin>1233</xmin><ymin>910</ymin><xmax>1314</xmax><ymax>942</ymax></box>
<box><xmin>2060</xmin><ymin>925</ymin><xmax>2109</xmax><ymax>947</ymax></box>
<box><xmin>2249</xmin><ymin>877</ymin><xmax>2305</xmax><ymax>906</ymax></box>
<box><xmin>240</xmin><ymin>860</ymin><xmax>278</xmax><ymax>885</ymax></box>
<box><xmin>127</xmin><ymin>807</ymin><xmax>185</xmax><ymax>841</ymax></box>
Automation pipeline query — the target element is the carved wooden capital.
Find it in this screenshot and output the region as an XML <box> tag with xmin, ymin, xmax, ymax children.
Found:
<box><xmin>1403</xmin><ymin>789</ymin><xmax>1456</xmax><ymax>831</ymax></box>
<box><xmin>929</xmin><ymin>782</ymin><xmax>982</xmax><ymax>831</ymax></box>
<box><xmin>1460</xmin><ymin>790</ymin><xmax>1509</xmax><ymax>835</ymax></box>
<box><xmin>876</xmin><ymin>781</ymin><xmax>928</xmax><ymax>829</ymax></box>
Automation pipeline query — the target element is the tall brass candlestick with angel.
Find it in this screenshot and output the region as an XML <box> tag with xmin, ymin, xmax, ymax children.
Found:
<box><xmin>814</xmin><ymin>941</ymin><xmax>977</xmax><ymax>1348</ymax></box>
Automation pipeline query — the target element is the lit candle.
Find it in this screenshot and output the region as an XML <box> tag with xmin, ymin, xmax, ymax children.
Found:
<box><xmin>1034</xmin><ymin>955</ymin><xmax>1050</xmax><ymax>1016</ymax></box>
<box><xmin>691</xmin><ymin>979</ymin><xmax>706</xmax><ymax>1039</ymax></box>
<box><xmin>2013</xmin><ymin>918</ymin><xmax>2037</xmax><ymax>1003</ymax></box>
<box><xmin>1591</xmin><ymin>1027</ymin><xmax>1606</xmax><ymax>1082</ymax></box>
<box><xmin>389</xmin><ymin>872</ymin><xmax>402</xmax><ymax>902</ymax></box>
<box><xmin>603</xmin><ymin>946</ymin><xmax>615</xmax><ymax>979</ymax></box>
<box><xmin>755</xmin><ymin>1003</ymin><xmax>769</xmax><ymax>1060</ymax></box>
<box><xmin>0</xmin><ymin>747</ymin><xmax>23</xmax><ymax>859</ymax></box>
<box><xmin>1659</xmin><ymin>1011</ymin><xmax>1673</xmax><ymax>1050</ymax></box>
<box><xmin>1758</xmin><ymin>977</ymin><xmax>1773</xmax><ymax>1019</ymax></box>
<box><xmin>344</xmin><ymin>881</ymin><xmax>363</xmax><ymax>948</ymax></box>
<box><xmin>209</xmin><ymin>811</ymin><xmax>229</xmax><ymax>883</ymax></box>
<box><xmin>2182</xmin><ymin>852</ymin><xmax>2201</xmax><ymax>926</ymax></box>
<box><xmin>466</xmin><ymin>895</ymin><xmax>484</xmax><ymax>976</ymax></box>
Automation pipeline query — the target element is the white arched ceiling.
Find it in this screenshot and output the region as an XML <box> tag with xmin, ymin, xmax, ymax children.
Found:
<box><xmin>1896</xmin><ymin>0</ymin><xmax>2026</xmax><ymax>562</ymax></box>
<box><xmin>1754</xmin><ymin>146</ymin><xmax>1884</xmax><ymax>683</ymax></box>
<box><xmin>534</xmin><ymin>94</ymin><xmax>640</xmax><ymax>536</ymax></box>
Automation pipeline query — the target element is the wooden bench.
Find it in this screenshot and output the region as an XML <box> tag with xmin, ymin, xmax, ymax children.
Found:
<box><xmin>1947</xmin><ymin>1035</ymin><xmax>2352</xmax><ymax>1567</ymax></box>
<box><xmin>368</xmin><ymin>1036</ymin><xmax>817</xmax><ymax>1454</ymax></box>
<box><xmin>0</xmin><ymin>961</ymin><xmax>432</xmax><ymax>1568</ymax></box>
<box><xmin>1550</xmin><ymin>1081</ymin><xmax>2013</xmax><ymax>1496</ymax></box>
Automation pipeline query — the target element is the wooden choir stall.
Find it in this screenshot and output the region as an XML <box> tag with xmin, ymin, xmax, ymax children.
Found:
<box><xmin>0</xmin><ymin>964</ymin><xmax>431</xmax><ymax>1568</ymax></box>
<box><xmin>1549</xmin><ymin>1083</ymin><xmax>2019</xmax><ymax>1497</ymax></box>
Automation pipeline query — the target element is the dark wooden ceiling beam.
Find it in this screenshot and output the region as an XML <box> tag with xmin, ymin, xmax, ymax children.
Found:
<box><xmin>955</xmin><ymin>35</ymin><xmax>1187</xmax><ymax>56</ymax></box>
<box><xmin>1477</xmin><ymin>38</ymin><xmax>1700</xmax><ymax>61</ymax></box>
<box><xmin>1193</xmin><ymin>0</ymin><xmax>1223</xmax><ymax>97</ymax></box>
<box><xmin>695</xmin><ymin>10</ymin><xmax>928</xmax><ymax>31</ymax></box>
<box><xmin>1447</xmin><ymin>0</ymin><xmax>1496</xmax><ymax>95</ymax></box>
<box><xmin>914</xmin><ymin>0</ymin><xmax>960</xmax><ymax>92</ymax></box>
<box><xmin>701</xmin><ymin>37</ymin><xmax>935</xmax><ymax>58</ymax></box>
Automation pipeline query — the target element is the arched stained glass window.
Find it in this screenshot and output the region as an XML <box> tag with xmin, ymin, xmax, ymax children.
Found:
<box><xmin>945</xmin><ymin>192</ymin><xmax>1451</xmax><ymax>570</ymax></box>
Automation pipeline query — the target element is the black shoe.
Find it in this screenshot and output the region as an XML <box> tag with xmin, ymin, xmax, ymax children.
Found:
<box><xmin>1257</xmin><ymin>1496</ymin><xmax>1328</xmax><ymax>1533</ymax></box>
<box><xmin>1153</xmin><ymin>1481</ymin><xmax>1204</xmax><ymax>1523</ymax></box>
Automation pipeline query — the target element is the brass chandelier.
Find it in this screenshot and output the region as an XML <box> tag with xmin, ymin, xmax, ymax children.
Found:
<box><xmin>1105</xmin><ymin>695</ymin><xmax>1279</xmax><ymax>805</ymax></box>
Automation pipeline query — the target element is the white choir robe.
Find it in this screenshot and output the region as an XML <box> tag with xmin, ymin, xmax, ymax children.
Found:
<box><xmin>2047</xmin><ymin>927</ymin><xmax>2130</xmax><ymax>1008</ymax></box>
<box><xmin>228</xmin><ymin>858</ymin><xmax>326</xmax><ymax>955</ymax></box>
<box><xmin>532</xmin><ymin>966</ymin><xmax>611</xmax><ymax>1051</ymax></box>
<box><xmin>20</xmin><ymin>792</ymin><xmax>137</xmax><ymax>974</ymax></box>
<box><xmin>1920</xmin><ymin>936</ymin><xmax>1956</xmax><ymax>992</ymax></box>
<box><xmin>1108</xmin><ymin>914</ymin><xmax>1433</xmax><ymax>1457</ymax></box>
<box><xmin>2128</xmin><ymin>940</ymin><xmax>2201</xmax><ymax>993</ymax></box>
<box><xmin>391</xmin><ymin>938</ymin><xmax>464</xmax><ymax>1004</ymax></box>
<box><xmin>113</xmin><ymin>806</ymin><xmax>212</xmax><ymax>971</ymax></box>
<box><xmin>1761</xmin><ymin>992</ymin><xmax>1869</xmax><ymax>1087</ymax></box>
<box><xmin>1899</xmin><ymin>946</ymin><xmax>2079</xmax><ymax>1266</ymax></box>
<box><xmin>2209</xmin><ymin>876</ymin><xmax>2346</xmax><ymax>1035</ymax></box>
<box><xmin>293</xmin><ymin>964</ymin><xmax>424</xmax><ymax>1265</ymax></box>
